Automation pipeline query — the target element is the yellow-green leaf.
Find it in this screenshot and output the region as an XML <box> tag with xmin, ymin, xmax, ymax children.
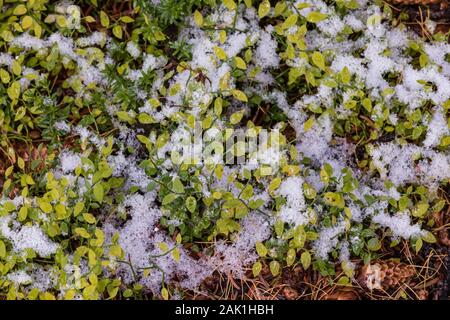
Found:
<box><xmin>230</xmin><ymin>110</ymin><xmax>244</xmax><ymax>124</ymax></box>
<box><xmin>282</xmin><ymin>14</ymin><xmax>298</xmax><ymax>29</ymax></box>
<box><xmin>255</xmin><ymin>242</ymin><xmax>268</xmax><ymax>257</ymax></box>
<box><xmin>119</xmin><ymin>16</ymin><xmax>134</xmax><ymax>23</ymax></box>
<box><xmin>18</xmin><ymin>206</ymin><xmax>27</xmax><ymax>221</ymax></box>
<box><xmin>258</xmin><ymin>0</ymin><xmax>271</xmax><ymax>19</ymax></box>
<box><xmin>93</xmin><ymin>183</ymin><xmax>104</xmax><ymax>203</ymax></box>
<box><xmin>306</xmin><ymin>11</ymin><xmax>328</xmax><ymax>23</ymax></box>
<box><xmin>311</xmin><ymin>51</ymin><xmax>326</xmax><ymax>71</ymax></box>
<box><xmin>112</xmin><ymin>25</ymin><xmax>122</xmax><ymax>39</ymax></box>
<box><xmin>300</xmin><ymin>251</ymin><xmax>311</xmax><ymax>269</ymax></box>
<box><xmin>223</xmin><ymin>0</ymin><xmax>237</xmax><ymax>10</ymax></box>
<box><xmin>231</xmin><ymin>89</ymin><xmax>248</xmax><ymax>102</ymax></box>
<box><xmin>22</xmin><ymin>15</ymin><xmax>33</xmax><ymax>29</ymax></box>
<box><xmin>0</xmin><ymin>240</ymin><xmax>5</xmax><ymax>258</ymax></box>
<box><xmin>234</xmin><ymin>56</ymin><xmax>247</xmax><ymax>70</ymax></box>
<box><xmin>75</xmin><ymin>227</ymin><xmax>91</xmax><ymax>239</ymax></box>
<box><xmin>252</xmin><ymin>261</ymin><xmax>262</xmax><ymax>277</ymax></box>
<box><xmin>0</xmin><ymin>68</ymin><xmax>10</xmax><ymax>84</ymax></box>
<box><xmin>194</xmin><ymin>10</ymin><xmax>203</xmax><ymax>27</ymax></box>
<box><xmin>13</xmin><ymin>4</ymin><xmax>27</xmax><ymax>15</ymax></box>
<box><xmin>214</xmin><ymin>46</ymin><xmax>227</xmax><ymax>60</ymax></box>
<box><xmin>39</xmin><ymin>201</ymin><xmax>52</xmax><ymax>213</ymax></box>
<box><xmin>269</xmin><ymin>260</ymin><xmax>280</xmax><ymax>276</ymax></box>
<box><xmin>12</xmin><ymin>61</ymin><xmax>22</xmax><ymax>76</ymax></box>
<box><xmin>7</xmin><ymin>81</ymin><xmax>21</xmax><ymax>100</ymax></box>
<box><xmin>100</xmin><ymin>11</ymin><xmax>109</xmax><ymax>28</ymax></box>
<box><xmin>161</xmin><ymin>287</ymin><xmax>169</xmax><ymax>300</ymax></box>
<box><xmin>304</xmin><ymin>116</ymin><xmax>315</xmax><ymax>131</ymax></box>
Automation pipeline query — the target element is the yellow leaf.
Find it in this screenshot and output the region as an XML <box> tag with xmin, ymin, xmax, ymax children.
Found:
<box><xmin>56</xmin><ymin>15</ymin><xmax>67</xmax><ymax>28</ymax></box>
<box><xmin>83</xmin><ymin>213</ymin><xmax>96</xmax><ymax>224</ymax></box>
<box><xmin>13</xmin><ymin>4</ymin><xmax>27</xmax><ymax>15</ymax></box>
<box><xmin>306</xmin><ymin>12</ymin><xmax>328</xmax><ymax>23</ymax></box>
<box><xmin>219</xmin><ymin>30</ymin><xmax>227</xmax><ymax>43</ymax></box>
<box><xmin>12</xmin><ymin>61</ymin><xmax>22</xmax><ymax>76</ymax></box>
<box><xmin>304</xmin><ymin>116</ymin><xmax>315</xmax><ymax>131</ymax></box>
<box><xmin>282</xmin><ymin>14</ymin><xmax>298</xmax><ymax>29</ymax></box>
<box><xmin>223</xmin><ymin>0</ymin><xmax>237</xmax><ymax>10</ymax></box>
<box><xmin>214</xmin><ymin>46</ymin><xmax>227</xmax><ymax>60</ymax></box>
<box><xmin>161</xmin><ymin>287</ymin><xmax>169</xmax><ymax>300</ymax></box>
<box><xmin>22</xmin><ymin>16</ymin><xmax>33</xmax><ymax>29</ymax></box>
<box><xmin>0</xmin><ymin>68</ymin><xmax>10</xmax><ymax>84</ymax></box>
<box><xmin>38</xmin><ymin>201</ymin><xmax>53</xmax><ymax>214</ymax></box>
<box><xmin>231</xmin><ymin>89</ymin><xmax>248</xmax><ymax>102</ymax></box>
<box><xmin>33</xmin><ymin>22</ymin><xmax>42</xmax><ymax>38</ymax></box>
<box><xmin>311</xmin><ymin>51</ymin><xmax>326</xmax><ymax>71</ymax></box>
<box><xmin>7</xmin><ymin>81</ymin><xmax>21</xmax><ymax>101</ymax></box>
<box><xmin>234</xmin><ymin>56</ymin><xmax>247</xmax><ymax>70</ymax></box>
<box><xmin>75</xmin><ymin>227</ymin><xmax>91</xmax><ymax>239</ymax></box>
<box><xmin>258</xmin><ymin>0</ymin><xmax>271</xmax><ymax>19</ymax></box>
<box><xmin>100</xmin><ymin>11</ymin><xmax>109</xmax><ymax>28</ymax></box>
<box><xmin>230</xmin><ymin>110</ymin><xmax>244</xmax><ymax>124</ymax></box>
<box><xmin>84</xmin><ymin>16</ymin><xmax>96</xmax><ymax>23</ymax></box>
<box><xmin>17</xmin><ymin>157</ymin><xmax>25</xmax><ymax>169</ymax></box>
<box><xmin>119</xmin><ymin>16</ymin><xmax>134</xmax><ymax>23</ymax></box>
<box><xmin>112</xmin><ymin>25</ymin><xmax>122</xmax><ymax>39</ymax></box>
<box><xmin>194</xmin><ymin>10</ymin><xmax>203</xmax><ymax>27</ymax></box>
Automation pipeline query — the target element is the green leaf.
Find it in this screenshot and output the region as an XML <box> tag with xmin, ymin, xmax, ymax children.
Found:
<box><xmin>185</xmin><ymin>196</ymin><xmax>197</xmax><ymax>213</ymax></box>
<box><xmin>93</xmin><ymin>183</ymin><xmax>104</xmax><ymax>203</ymax></box>
<box><xmin>172</xmin><ymin>177</ymin><xmax>185</xmax><ymax>193</ymax></box>
<box><xmin>367</xmin><ymin>238</ymin><xmax>381</xmax><ymax>251</ymax></box>
<box><xmin>306</xmin><ymin>12</ymin><xmax>328</xmax><ymax>23</ymax></box>
<box><xmin>162</xmin><ymin>193</ymin><xmax>178</xmax><ymax>205</ymax></box>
